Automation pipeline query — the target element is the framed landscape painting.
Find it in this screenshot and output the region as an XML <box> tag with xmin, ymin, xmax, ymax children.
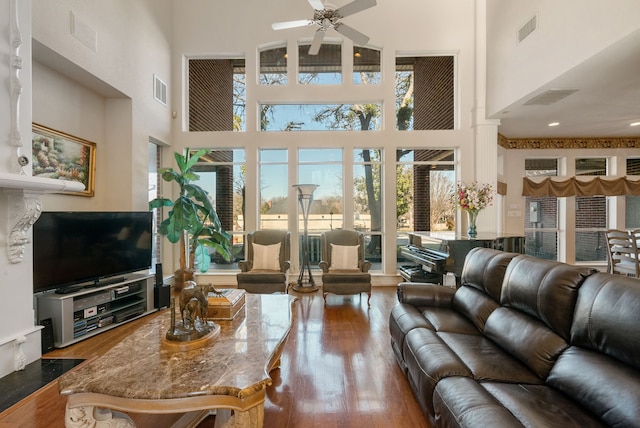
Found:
<box><xmin>32</xmin><ymin>124</ymin><xmax>96</xmax><ymax>196</ymax></box>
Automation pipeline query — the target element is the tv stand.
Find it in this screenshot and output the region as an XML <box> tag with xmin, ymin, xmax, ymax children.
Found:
<box><xmin>38</xmin><ymin>274</ymin><xmax>155</xmax><ymax>348</ymax></box>
<box><xmin>96</xmin><ymin>276</ymin><xmax>125</xmax><ymax>287</ymax></box>
<box><xmin>55</xmin><ymin>286</ymin><xmax>85</xmax><ymax>295</ymax></box>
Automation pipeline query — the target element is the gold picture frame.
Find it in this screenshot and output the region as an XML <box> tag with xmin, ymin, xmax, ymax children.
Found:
<box><xmin>31</xmin><ymin>123</ymin><xmax>96</xmax><ymax>197</ymax></box>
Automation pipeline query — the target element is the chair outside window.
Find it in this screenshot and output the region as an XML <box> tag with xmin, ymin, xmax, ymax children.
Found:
<box><xmin>605</xmin><ymin>229</ymin><xmax>640</xmax><ymax>277</ymax></box>
<box><xmin>237</xmin><ymin>230</ymin><xmax>291</xmax><ymax>294</ymax></box>
<box><xmin>319</xmin><ymin>229</ymin><xmax>372</xmax><ymax>306</ymax></box>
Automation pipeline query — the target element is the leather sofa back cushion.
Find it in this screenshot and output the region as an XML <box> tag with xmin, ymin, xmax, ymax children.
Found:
<box><xmin>460</xmin><ymin>248</ymin><xmax>518</xmax><ymax>301</ymax></box>
<box><xmin>452</xmin><ymin>286</ymin><xmax>499</xmax><ymax>333</ymax></box>
<box><xmin>500</xmin><ymin>255</ymin><xmax>596</xmax><ymax>341</ymax></box>
<box><xmin>547</xmin><ymin>346</ymin><xmax>640</xmax><ymax>427</ymax></box>
<box><xmin>571</xmin><ymin>273</ymin><xmax>640</xmax><ymax>369</ymax></box>
<box><xmin>484</xmin><ymin>307</ymin><xmax>568</xmax><ymax>379</ymax></box>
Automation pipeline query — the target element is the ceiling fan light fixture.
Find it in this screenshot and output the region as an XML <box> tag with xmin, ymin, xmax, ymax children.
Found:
<box><xmin>272</xmin><ymin>0</ymin><xmax>376</xmax><ymax>55</ymax></box>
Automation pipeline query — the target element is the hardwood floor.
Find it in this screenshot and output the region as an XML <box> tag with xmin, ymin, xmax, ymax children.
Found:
<box><xmin>0</xmin><ymin>286</ymin><xmax>430</xmax><ymax>428</ymax></box>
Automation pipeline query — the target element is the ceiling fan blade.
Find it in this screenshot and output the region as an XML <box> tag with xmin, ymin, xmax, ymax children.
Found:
<box><xmin>335</xmin><ymin>0</ymin><xmax>376</xmax><ymax>18</ymax></box>
<box><xmin>308</xmin><ymin>29</ymin><xmax>326</xmax><ymax>55</ymax></box>
<box><xmin>334</xmin><ymin>22</ymin><xmax>369</xmax><ymax>46</ymax></box>
<box><xmin>307</xmin><ymin>0</ymin><xmax>325</xmax><ymax>10</ymax></box>
<box><xmin>272</xmin><ymin>19</ymin><xmax>314</xmax><ymax>30</ymax></box>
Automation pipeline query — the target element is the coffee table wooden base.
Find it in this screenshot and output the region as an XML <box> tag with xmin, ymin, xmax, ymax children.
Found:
<box><xmin>65</xmin><ymin>403</ymin><xmax>263</xmax><ymax>428</ymax></box>
<box><xmin>64</xmin><ymin>388</ymin><xmax>267</xmax><ymax>428</ymax></box>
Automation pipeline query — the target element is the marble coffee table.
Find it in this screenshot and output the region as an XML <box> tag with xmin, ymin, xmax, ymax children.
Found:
<box><xmin>58</xmin><ymin>293</ymin><xmax>297</xmax><ymax>428</ymax></box>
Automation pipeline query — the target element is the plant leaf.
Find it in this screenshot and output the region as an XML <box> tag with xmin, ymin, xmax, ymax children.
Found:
<box><xmin>193</xmin><ymin>243</ymin><xmax>211</xmax><ymax>272</ymax></box>
<box><xmin>185</xmin><ymin>148</ymin><xmax>211</xmax><ymax>171</ymax></box>
<box><xmin>149</xmin><ymin>198</ymin><xmax>173</xmax><ymax>209</ymax></box>
<box><xmin>165</xmin><ymin>215</ymin><xmax>182</xmax><ymax>243</ymax></box>
<box><xmin>160</xmin><ymin>169</ymin><xmax>180</xmax><ymax>183</ymax></box>
<box><xmin>174</xmin><ymin>151</ymin><xmax>187</xmax><ymax>173</ymax></box>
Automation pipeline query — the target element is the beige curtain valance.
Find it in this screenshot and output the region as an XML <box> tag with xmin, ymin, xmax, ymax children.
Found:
<box><xmin>522</xmin><ymin>176</ymin><xmax>640</xmax><ymax>197</ymax></box>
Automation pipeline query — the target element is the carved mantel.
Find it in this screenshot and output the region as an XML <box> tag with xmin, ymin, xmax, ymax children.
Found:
<box><xmin>1</xmin><ymin>174</ymin><xmax>84</xmax><ymax>263</ymax></box>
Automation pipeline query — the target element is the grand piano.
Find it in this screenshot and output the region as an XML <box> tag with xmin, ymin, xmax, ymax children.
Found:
<box><xmin>399</xmin><ymin>231</ymin><xmax>525</xmax><ymax>286</ymax></box>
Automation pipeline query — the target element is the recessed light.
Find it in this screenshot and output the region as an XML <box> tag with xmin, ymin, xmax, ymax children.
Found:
<box><xmin>630</xmin><ymin>121</ymin><xmax>640</xmax><ymax>127</ymax></box>
<box><xmin>548</xmin><ymin>122</ymin><xmax>560</xmax><ymax>127</ymax></box>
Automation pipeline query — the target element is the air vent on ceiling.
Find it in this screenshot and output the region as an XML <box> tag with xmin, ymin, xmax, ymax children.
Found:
<box><xmin>518</xmin><ymin>14</ymin><xmax>538</xmax><ymax>44</ymax></box>
<box><xmin>154</xmin><ymin>74</ymin><xmax>167</xmax><ymax>106</ymax></box>
<box><xmin>523</xmin><ymin>89</ymin><xmax>579</xmax><ymax>106</ymax></box>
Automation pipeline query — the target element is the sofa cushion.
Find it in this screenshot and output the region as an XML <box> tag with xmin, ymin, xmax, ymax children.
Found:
<box><xmin>403</xmin><ymin>328</ymin><xmax>473</xmax><ymax>414</ymax></box>
<box><xmin>433</xmin><ymin>377</ymin><xmax>522</xmax><ymax>427</ymax></box>
<box><xmin>546</xmin><ymin>273</ymin><xmax>640</xmax><ymax>428</ymax></box>
<box><xmin>484</xmin><ymin>307</ymin><xmax>568</xmax><ymax>379</ymax></box>
<box><xmin>460</xmin><ymin>247</ymin><xmax>519</xmax><ymax>301</ymax></box>
<box><xmin>500</xmin><ymin>255</ymin><xmax>596</xmax><ymax>341</ymax></box>
<box><xmin>547</xmin><ymin>347</ymin><xmax>640</xmax><ymax>428</ymax></box>
<box><xmin>451</xmin><ymin>285</ymin><xmax>500</xmax><ymax>333</ymax></box>
<box><xmin>437</xmin><ymin>332</ymin><xmax>542</xmax><ymax>385</ymax></box>
<box><xmin>434</xmin><ymin>377</ymin><xmax>606</xmax><ymax>428</ymax></box>
<box><xmin>570</xmin><ymin>272</ymin><xmax>640</xmax><ymax>369</ymax></box>
<box><xmin>420</xmin><ymin>306</ymin><xmax>481</xmax><ymax>335</ymax></box>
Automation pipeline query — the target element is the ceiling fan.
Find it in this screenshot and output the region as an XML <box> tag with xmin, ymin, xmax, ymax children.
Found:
<box><xmin>272</xmin><ymin>0</ymin><xmax>377</xmax><ymax>55</ymax></box>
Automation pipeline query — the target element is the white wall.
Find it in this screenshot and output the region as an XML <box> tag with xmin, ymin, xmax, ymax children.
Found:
<box><xmin>486</xmin><ymin>0</ymin><xmax>640</xmax><ymax>116</ymax></box>
<box><xmin>0</xmin><ymin>0</ymin><xmax>173</xmax><ymax>378</ymax></box>
<box><xmin>32</xmin><ymin>0</ymin><xmax>174</xmax><ymax>210</ymax></box>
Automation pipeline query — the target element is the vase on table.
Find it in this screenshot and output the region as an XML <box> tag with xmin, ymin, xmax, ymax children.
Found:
<box><xmin>466</xmin><ymin>209</ymin><xmax>478</xmax><ymax>238</ymax></box>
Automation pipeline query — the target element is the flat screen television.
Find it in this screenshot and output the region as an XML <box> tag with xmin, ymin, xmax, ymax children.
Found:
<box><xmin>33</xmin><ymin>211</ymin><xmax>153</xmax><ymax>294</ymax></box>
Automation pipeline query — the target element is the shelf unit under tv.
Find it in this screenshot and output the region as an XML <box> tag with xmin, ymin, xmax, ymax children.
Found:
<box><xmin>37</xmin><ymin>274</ymin><xmax>155</xmax><ymax>348</ymax></box>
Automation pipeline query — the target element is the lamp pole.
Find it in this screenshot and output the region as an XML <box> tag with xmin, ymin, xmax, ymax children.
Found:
<box><xmin>292</xmin><ymin>184</ymin><xmax>319</xmax><ymax>292</ymax></box>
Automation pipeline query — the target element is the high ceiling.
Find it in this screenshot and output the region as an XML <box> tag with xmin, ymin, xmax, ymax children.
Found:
<box><xmin>494</xmin><ymin>29</ymin><xmax>640</xmax><ymax>140</ymax></box>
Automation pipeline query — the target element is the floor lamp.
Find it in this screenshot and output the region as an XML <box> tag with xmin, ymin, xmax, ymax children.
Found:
<box><xmin>293</xmin><ymin>184</ymin><xmax>319</xmax><ymax>292</ymax></box>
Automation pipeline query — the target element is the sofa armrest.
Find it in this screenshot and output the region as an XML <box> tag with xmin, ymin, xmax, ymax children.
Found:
<box><xmin>238</xmin><ymin>260</ymin><xmax>252</xmax><ymax>272</ymax></box>
<box><xmin>397</xmin><ymin>282</ymin><xmax>456</xmax><ymax>307</ymax></box>
<box><xmin>319</xmin><ymin>260</ymin><xmax>330</xmax><ymax>273</ymax></box>
<box><xmin>281</xmin><ymin>261</ymin><xmax>291</xmax><ymax>272</ymax></box>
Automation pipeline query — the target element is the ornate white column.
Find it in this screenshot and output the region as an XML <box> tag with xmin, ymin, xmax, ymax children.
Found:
<box><xmin>472</xmin><ymin>0</ymin><xmax>501</xmax><ymax>234</ymax></box>
<box><xmin>9</xmin><ymin>0</ymin><xmax>29</xmax><ymax>175</ymax></box>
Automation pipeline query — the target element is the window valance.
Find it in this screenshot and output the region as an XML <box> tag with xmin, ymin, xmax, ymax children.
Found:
<box><xmin>522</xmin><ymin>176</ymin><xmax>640</xmax><ymax>197</ymax></box>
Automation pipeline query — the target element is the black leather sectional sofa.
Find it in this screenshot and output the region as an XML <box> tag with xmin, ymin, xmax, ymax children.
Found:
<box><xmin>389</xmin><ymin>247</ymin><xmax>640</xmax><ymax>427</ymax></box>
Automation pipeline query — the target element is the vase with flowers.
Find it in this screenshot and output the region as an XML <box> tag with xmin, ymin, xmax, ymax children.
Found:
<box><xmin>455</xmin><ymin>181</ymin><xmax>494</xmax><ymax>238</ymax></box>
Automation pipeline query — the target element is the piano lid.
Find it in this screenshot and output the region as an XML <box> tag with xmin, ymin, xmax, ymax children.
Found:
<box><xmin>408</xmin><ymin>231</ymin><xmax>525</xmax><ymax>247</ymax></box>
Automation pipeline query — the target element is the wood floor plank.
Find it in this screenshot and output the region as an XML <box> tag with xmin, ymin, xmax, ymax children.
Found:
<box><xmin>0</xmin><ymin>286</ymin><xmax>430</xmax><ymax>428</ymax></box>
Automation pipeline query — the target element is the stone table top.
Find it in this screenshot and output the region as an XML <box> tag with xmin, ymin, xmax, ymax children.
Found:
<box><xmin>58</xmin><ymin>294</ymin><xmax>297</xmax><ymax>401</ymax></box>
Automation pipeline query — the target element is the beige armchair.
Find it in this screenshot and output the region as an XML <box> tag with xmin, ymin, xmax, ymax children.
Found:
<box><xmin>237</xmin><ymin>230</ymin><xmax>291</xmax><ymax>294</ymax></box>
<box><xmin>319</xmin><ymin>230</ymin><xmax>372</xmax><ymax>306</ymax></box>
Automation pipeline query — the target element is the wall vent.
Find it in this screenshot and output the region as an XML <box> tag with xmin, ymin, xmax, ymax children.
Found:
<box><xmin>518</xmin><ymin>14</ymin><xmax>538</xmax><ymax>44</ymax></box>
<box><xmin>154</xmin><ymin>75</ymin><xmax>167</xmax><ymax>105</ymax></box>
<box><xmin>523</xmin><ymin>89</ymin><xmax>579</xmax><ymax>106</ymax></box>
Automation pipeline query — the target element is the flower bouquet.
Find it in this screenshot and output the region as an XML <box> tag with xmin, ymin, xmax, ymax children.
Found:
<box><xmin>455</xmin><ymin>181</ymin><xmax>494</xmax><ymax>237</ymax></box>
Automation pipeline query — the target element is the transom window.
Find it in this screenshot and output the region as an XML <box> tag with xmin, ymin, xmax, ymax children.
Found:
<box><xmin>298</xmin><ymin>43</ymin><xmax>342</xmax><ymax>84</ymax></box>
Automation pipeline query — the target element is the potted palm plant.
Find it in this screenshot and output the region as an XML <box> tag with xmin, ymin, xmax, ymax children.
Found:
<box><xmin>149</xmin><ymin>148</ymin><xmax>232</xmax><ymax>290</ymax></box>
